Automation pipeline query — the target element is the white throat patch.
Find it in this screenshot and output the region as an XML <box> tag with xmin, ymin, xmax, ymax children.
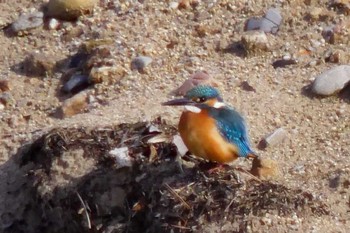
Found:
<box><xmin>184</xmin><ymin>105</ymin><xmax>201</xmax><ymax>113</ymax></box>
<box><xmin>213</xmin><ymin>101</ymin><xmax>225</xmax><ymax>108</ymax></box>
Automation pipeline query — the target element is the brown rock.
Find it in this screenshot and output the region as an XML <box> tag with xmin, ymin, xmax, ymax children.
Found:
<box><xmin>178</xmin><ymin>0</ymin><xmax>200</xmax><ymax>9</ymax></box>
<box><xmin>89</xmin><ymin>66</ymin><xmax>127</xmax><ymax>84</ymax></box>
<box><xmin>0</xmin><ymin>80</ymin><xmax>10</xmax><ymax>92</ymax></box>
<box><xmin>0</xmin><ymin>92</ymin><xmax>16</xmax><ymax>107</ymax></box>
<box><xmin>61</xmin><ymin>91</ymin><xmax>88</xmax><ymax>117</ymax></box>
<box><xmin>324</xmin><ymin>49</ymin><xmax>349</xmax><ymax>63</ymax></box>
<box><xmin>62</xmin><ymin>26</ymin><xmax>84</xmax><ymax>42</ymax></box>
<box><xmin>194</xmin><ymin>24</ymin><xmax>220</xmax><ymax>37</ymax></box>
<box><xmin>251</xmin><ymin>157</ymin><xmax>279</xmax><ymax>179</ymax></box>
<box><xmin>307</xmin><ymin>7</ymin><xmax>323</xmax><ymax>21</ymax></box>
<box><xmin>81</xmin><ymin>39</ymin><xmax>114</xmax><ymax>54</ymax></box>
<box><xmin>23</xmin><ymin>53</ymin><xmax>57</xmax><ymax>77</ymax></box>
<box><xmin>241</xmin><ymin>31</ymin><xmax>270</xmax><ymax>56</ymax></box>
<box><xmin>45</xmin><ymin>0</ymin><xmax>98</xmax><ymax>21</ymax></box>
<box><xmin>170</xmin><ymin>71</ymin><xmax>220</xmax><ymax>96</ymax></box>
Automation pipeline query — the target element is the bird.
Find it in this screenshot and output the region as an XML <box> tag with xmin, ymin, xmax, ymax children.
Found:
<box><xmin>162</xmin><ymin>85</ymin><xmax>257</xmax><ymax>164</ymax></box>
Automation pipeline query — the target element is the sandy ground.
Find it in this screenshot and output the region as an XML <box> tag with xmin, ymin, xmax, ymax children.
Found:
<box><xmin>0</xmin><ymin>0</ymin><xmax>349</xmax><ymax>232</ymax></box>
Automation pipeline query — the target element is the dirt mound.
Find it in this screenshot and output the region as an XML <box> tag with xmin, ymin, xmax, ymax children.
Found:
<box><xmin>3</xmin><ymin>120</ymin><xmax>329</xmax><ymax>233</ymax></box>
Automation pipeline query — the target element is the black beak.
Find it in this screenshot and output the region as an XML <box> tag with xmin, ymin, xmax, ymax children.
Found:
<box><xmin>161</xmin><ymin>98</ymin><xmax>195</xmax><ymax>106</ymax></box>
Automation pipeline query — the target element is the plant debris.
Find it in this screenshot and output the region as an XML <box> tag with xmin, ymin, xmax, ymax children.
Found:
<box><xmin>5</xmin><ymin>120</ymin><xmax>330</xmax><ymax>233</ymax></box>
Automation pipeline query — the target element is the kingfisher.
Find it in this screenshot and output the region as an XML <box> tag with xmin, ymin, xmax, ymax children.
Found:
<box><xmin>162</xmin><ymin>85</ymin><xmax>257</xmax><ymax>164</ymax></box>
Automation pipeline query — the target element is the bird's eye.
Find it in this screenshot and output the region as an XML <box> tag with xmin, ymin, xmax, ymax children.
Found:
<box><xmin>194</xmin><ymin>97</ymin><xmax>207</xmax><ymax>103</ymax></box>
<box><xmin>200</xmin><ymin>97</ymin><xmax>207</xmax><ymax>102</ymax></box>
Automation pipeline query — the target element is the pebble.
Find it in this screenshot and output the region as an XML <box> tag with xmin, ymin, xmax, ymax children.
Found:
<box><xmin>178</xmin><ymin>0</ymin><xmax>199</xmax><ymax>9</ymax></box>
<box><xmin>310</xmin><ymin>39</ymin><xmax>322</xmax><ymax>48</ymax></box>
<box><xmin>241</xmin><ymin>31</ymin><xmax>270</xmax><ymax>55</ymax></box>
<box><xmin>263</xmin><ymin>128</ymin><xmax>287</xmax><ymax>148</ymax></box>
<box><xmin>48</xmin><ymin>18</ymin><xmax>60</xmax><ymax>30</ymax></box>
<box><xmin>325</xmin><ymin>49</ymin><xmax>349</xmax><ymax>63</ymax></box>
<box><xmin>45</xmin><ymin>0</ymin><xmax>98</xmax><ymax>21</ymax></box>
<box><xmin>62</xmin><ymin>26</ymin><xmax>84</xmax><ymax>42</ymax></box>
<box><xmin>170</xmin><ymin>71</ymin><xmax>220</xmax><ymax>96</ymax></box>
<box><xmin>169</xmin><ymin>2</ymin><xmax>179</xmax><ymax>9</ymax></box>
<box><xmin>308</xmin><ymin>7</ymin><xmax>323</xmax><ymax>20</ymax></box>
<box><xmin>240</xmin><ymin>81</ymin><xmax>256</xmax><ymax>92</ymax></box>
<box><xmin>23</xmin><ymin>53</ymin><xmax>57</xmax><ymax>77</ymax></box>
<box><xmin>0</xmin><ymin>80</ymin><xmax>10</xmax><ymax>92</ymax></box>
<box><xmin>0</xmin><ymin>92</ymin><xmax>16</xmax><ymax>107</ymax></box>
<box><xmin>11</xmin><ymin>11</ymin><xmax>44</xmax><ymax>34</ymax></box>
<box><xmin>89</xmin><ymin>66</ymin><xmax>126</xmax><ymax>84</ymax></box>
<box><xmin>312</xmin><ymin>65</ymin><xmax>350</xmax><ymax>96</ymax></box>
<box><xmin>0</xmin><ymin>19</ymin><xmax>9</xmax><ymax>30</ymax></box>
<box><xmin>62</xmin><ymin>74</ymin><xmax>89</xmax><ymax>93</ymax></box>
<box><xmin>61</xmin><ymin>91</ymin><xmax>88</xmax><ymax>117</ymax></box>
<box><xmin>250</xmin><ymin>157</ymin><xmax>279</xmax><ymax>180</ymax></box>
<box><xmin>131</xmin><ymin>56</ymin><xmax>153</xmax><ymax>71</ymax></box>
<box><xmin>245</xmin><ymin>8</ymin><xmax>282</xmax><ymax>34</ymax></box>
<box><xmin>307</xmin><ymin>60</ymin><xmax>318</xmax><ymax>67</ymax></box>
<box><xmin>272</xmin><ymin>58</ymin><xmax>297</xmax><ymax>69</ymax></box>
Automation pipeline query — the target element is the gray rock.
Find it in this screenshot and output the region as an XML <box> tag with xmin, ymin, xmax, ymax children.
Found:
<box><xmin>245</xmin><ymin>18</ymin><xmax>262</xmax><ymax>31</ymax></box>
<box><xmin>261</xmin><ymin>8</ymin><xmax>282</xmax><ymax>34</ymax></box>
<box><xmin>264</xmin><ymin>128</ymin><xmax>287</xmax><ymax>147</ymax></box>
<box><xmin>131</xmin><ymin>56</ymin><xmax>153</xmax><ymax>71</ymax></box>
<box><xmin>62</xmin><ymin>74</ymin><xmax>89</xmax><ymax>93</ymax></box>
<box><xmin>312</xmin><ymin>65</ymin><xmax>350</xmax><ymax>96</ymax></box>
<box><xmin>245</xmin><ymin>8</ymin><xmax>282</xmax><ymax>34</ymax></box>
<box><xmin>11</xmin><ymin>12</ymin><xmax>44</xmax><ymax>33</ymax></box>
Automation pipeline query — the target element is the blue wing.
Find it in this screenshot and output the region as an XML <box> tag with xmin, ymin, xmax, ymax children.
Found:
<box><xmin>208</xmin><ymin>106</ymin><xmax>254</xmax><ymax>157</ymax></box>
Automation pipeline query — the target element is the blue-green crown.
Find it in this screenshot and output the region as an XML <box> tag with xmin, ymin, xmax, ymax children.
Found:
<box><xmin>185</xmin><ymin>85</ymin><xmax>222</xmax><ymax>100</ymax></box>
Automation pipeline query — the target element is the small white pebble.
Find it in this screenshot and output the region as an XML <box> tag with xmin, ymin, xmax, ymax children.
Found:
<box><xmin>48</xmin><ymin>18</ymin><xmax>60</xmax><ymax>30</ymax></box>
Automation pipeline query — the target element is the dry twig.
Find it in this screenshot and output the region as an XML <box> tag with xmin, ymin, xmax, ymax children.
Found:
<box><xmin>164</xmin><ymin>183</ymin><xmax>192</xmax><ymax>210</ymax></box>
<box><xmin>76</xmin><ymin>191</ymin><xmax>92</xmax><ymax>229</ymax></box>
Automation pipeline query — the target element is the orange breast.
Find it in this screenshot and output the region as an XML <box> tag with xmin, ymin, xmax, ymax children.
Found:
<box><xmin>178</xmin><ymin>109</ymin><xmax>239</xmax><ymax>163</ymax></box>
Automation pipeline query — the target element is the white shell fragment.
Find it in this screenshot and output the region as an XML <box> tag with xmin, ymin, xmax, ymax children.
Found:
<box><xmin>109</xmin><ymin>147</ymin><xmax>132</xmax><ymax>168</ymax></box>
<box><xmin>172</xmin><ymin>135</ymin><xmax>188</xmax><ymax>156</ymax></box>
